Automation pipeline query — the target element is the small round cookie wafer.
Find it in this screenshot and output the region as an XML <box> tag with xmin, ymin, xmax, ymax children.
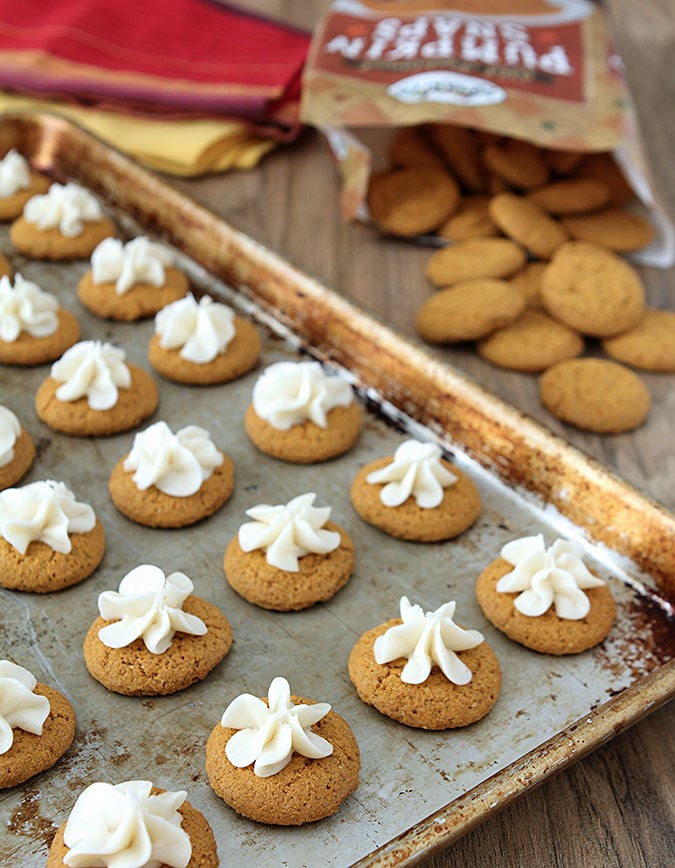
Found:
<box><xmin>540</xmin><ymin>241</ymin><xmax>645</xmax><ymax>337</ymax></box>
<box><xmin>415</xmin><ymin>279</ymin><xmax>526</xmax><ymax>344</ymax></box>
<box><xmin>427</xmin><ymin>123</ymin><xmax>485</xmax><ymax>192</ymax></box>
<box><xmin>488</xmin><ymin>192</ymin><xmax>569</xmax><ymax>259</ymax></box>
<box><xmin>477</xmin><ymin>309</ymin><xmax>584</xmax><ymax>372</ymax></box>
<box><xmin>0</xmin><ymin>169</ymin><xmax>51</xmax><ymax>222</ymax></box>
<box><xmin>574</xmin><ymin>152</ymin><xmax>635</xmax><ymax>207</ymax></box>
<box><xmin>539</xmin><ymin>358</ymin><xmax>650</xmax><ymax>433</ymax></box>
<box><xmin>425</xmin><ymin>237</ymin><xmax>526</xmax><ymax>286</ymax></box>
<box><xmin>0</xmin><ymin>413</ymin><xmax>35</xmax><ymax>490</ymax></box>
<box><xmin>601</xmin><ymin>309</ymin><xmax>675</xmax><ymax>372</ymax></box>
<box><xmin>367</xmin><ymin>166</ymin><xmax>460</xmax><ymax>236</ymax></box>
<box><xmin>387</xmin><ymin>125</ymin><xmax>446</xmax><ymax>169</ymax></box>
<box><xmin>10</xmin><ymin>215</ymin><xmax>116</xmax><ymax>260</ymax></box>
<box><xmin>0</xmin><ymin>308</ymin><xmax>80</xmax><ymax>367</ymax></box>
<box><xmin>545</xmin><ymin>148</ymin><xmax>583</xmax><ymax>176</ymax></box>
<box><xmin>509</xmin><ymin>261</ymin><xmax>547</xmax><ymax>309</ymax></box>
<box><xmin>436</xmin><ymin>195</ymin><xmax>499</xmax><ymax>240</ymax></box>
<box><xmin>525</xmin><ymin>178</ymin><xmax>611</xmax><ymax>215</ymax></box>
<box><xmin>77</xmin><ymin>266</ymin><xmax>189</xmax><ymax>321</ymax></box>
<box><xmin>482</xmin><ymin>140</ymin><xmax>549</xmax><ymax>189</ymax></box>
<box><xmin>561</xmin><ymin>207</ymin><xmax>654</xmax><ymax>253</ymax></box>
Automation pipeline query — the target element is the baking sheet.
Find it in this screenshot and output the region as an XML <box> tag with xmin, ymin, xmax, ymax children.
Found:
<box><xmin>0</xmin><ymin>114</ymin><xmax>673</xmax><ymax>867</ymax></box>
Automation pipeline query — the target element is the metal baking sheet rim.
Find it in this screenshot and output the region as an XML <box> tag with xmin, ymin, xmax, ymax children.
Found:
<box><xmin>1</xmin><ymin>111</ymin><xmax>673</xmax><ymax>866</ymax></box>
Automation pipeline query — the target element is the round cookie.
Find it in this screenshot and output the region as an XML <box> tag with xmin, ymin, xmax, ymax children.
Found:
<box><xmin>0</xmin><ymin>518</ymin><xmax>106</xmax><ymax>592</ymax></box>
<box><xmin>509</xmin><ymin>261</ymin><xmax>547</xmax><ymax>309</ymax></box>
<box><xmin>574</xmin><ymin>152</ymin><xmax>635</xmax><ymax>207</ymax></box>
<box><xmin>367</xmin><ymin>166</ymin><xmax>460</xmax><ymax>236</ymax></box>
<box><xmin>109</xmin><ymin>451</ymin><xmax>234</xmax><ymax>528</ymax></box>
<box><xmin>561</xmin><ymin>207</ymin><xmax>654</xmax><ymax>253</ymax></box>
<box><xmin>206</xmin><ymin>696</ymin><xmax>360</xmax><ymax>825</ymax></box>
<box><xmin>436</xmin><ymin>195</ymin><xmax>499</xmax><ymax>241</ymax></box>
<box><xmin>350</xmin><ymin>458</ymin><xmax>480</xmax><ymax>541</ymax></box>
<box><xmin>0</xmin><ymin>170</ymin><xmax>51</xmax><ymax>222</ymax></box>
<box><xmin>525</xmin><ymin>178</ymin><xmax>611</xmax><ymax>215</ymax></box>
<box><xmin>348</xmin><ymin>619</ymin><xmax>501</xmax><ymax>729</ymax></box>
<box><xmin>415</xmin><ymin>279</ymin><xmax>526</xmax><ymax>344</ymax></box>
<box><xmin>35</xmin><ymin>364</ymin><xmax>159</xmax><ymax>436</ymax></box>
<box><xmin>427</xmin><ymin>123</ymin><xmax>485</xmax><ymax>193</ymax></box>
<box><xmin>387</xmin><ymin>125</ymin><xmax>446</xmax><ymax>169</ymax></box>
<box><xmin>223</xmin><ymin>521</ymin><xmax>355</xmax><ymax>611</ymax></box>
<box><xmin>476</xmin><ymin>556</ymin><xmax>616</xmax><ymax>654</ymax></box>
<box><xmin>0</xmin><ymin>426</ymin><xmax>35</xmax><ymax>490</ymax></box>
<box><xmin>488</xmin><ymin>192</ymin><xmax>569</xmax><ymax>259</ymax></box>
<box><xmin>77</xmin><ymin>265</ymin><xmax>189</xmax><ymax>321</ymax></box>
<box><xmin>0</xmin><ymin>308</ymin><xmax>80</xmax><ymax>366</ymax></box>
<box><xmin>0</xmin><ymin>683</ymin><xmax>76</xmax><ymax>789</ymax></box>
<box><xmin>539</xmin><ymin>358</ymin><xmax>650</xmax><ymax>433</ymax></box>
<box><xmin>83</xmin><ymin>595</ymin><xmax>232</xmax><ymax>695</ymax></box>
<box><xmin>245</xmin><ymin>401</ymin><xmax>362</xmax><ymax>464</ymax></box>
<box><xmin>540</xmin><ymin>241</ymin><xmax>645</xmax><ymax>337</ymax></box>
<box><xmin>545</xmin><ymin>148</ymin><xmax>583</xmax><ymax>177</ymax></box>
<box><xmin>148</xmin><ymin>316</ymin><xmax>261</xmax><ymax>385</ymax></box>
<box><xmin>601</xmin><ymin>309</ymin><xmax>675</xmax><ymax>372</ymax></box>
<box><xmin>477</xmin><ymin>309</ymin><xmax>584</xmax><ymax>372</ymax></box>
<box><xmin>425</xmin><ymin>237</ymin><xmax>526</xmax><ymax>286</ymax></box>
<box><xmin>482</xmin><ymin>140</ymin><xmax>549</xmax><ymax>189</ymax></box>
<box><xmin>10</xmin><ymin>215</ymin><xmax>116</xmax><ymax>260</ymax></box>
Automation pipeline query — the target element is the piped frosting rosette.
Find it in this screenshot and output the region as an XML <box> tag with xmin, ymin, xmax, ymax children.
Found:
<box><xmin>365</xmin><ymin>439</ymin><xmax>458</xmax><ymax>508</ymax></box>
<box><xmin>0</xmin><ymin>405</ymin><xmax>21</xmax><ymax>468</ymax></box>
<box><xmin>0</xmin><ymin>149</ymin><xmax>30</xmax><ymax>197</ymax></box>
<box><xmin>51</xmin><ymin>340</ymin><xmax>131</xmax><ymax>410</ymax></box>
<box><xmin>0</xmin><ymin>273</ymin><xmax>59</xmax><ymax>341</ymax></box>
<box><xmin>0</xmin><ymin>660</ymin><xmax>50</xmax><ymax>755</ymax></box>
<box><xmin>155</xmin><ymin>293</ymin><xmax>236</xmax><ymax>363</ymax></box>
<box><xmin>91</xmin><ymin>236</ymin><xmax>174</xmax><ymax>295</ymax></box>
<box><xmin>23</xmin><ymin>181</ymin><xmax>103</xmax><ymax>237</ymax></box>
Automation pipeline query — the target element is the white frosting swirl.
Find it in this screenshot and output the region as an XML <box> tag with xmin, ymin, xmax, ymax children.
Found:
<box><xmin>63</xmin><ymin>780</ymin><xmax>191</xmax><ymax>868</ymax></box>
<box><xmin>123</xmin><ymin>421</ymin><xmax>223</xmax><ymax>497</ymax></box>
<box><xmin>0</xmin><ymin>149</ymin><xmax>31</xmax><ymax>197</ymax></box>
<box><xmin>374</xmin><ymin>596</ymin><xmax>484</xmax><ymax>685</ymax></box>
<box><xmin>155</xmin><ymin>293</ymin><xmax>235</xmax><ymax>364</ymax></box>
<box><xmin>496</xmin><ymin>534</ymin><xmax>606</xmax><ymax>619</ymax></box>
<box><xmin>0</xmin><ymin>404</ymin><xmax>20</xmax><ymax>467</ymax></box>
<box><xmin>23</xmin><ymin>181</ymin><xmax>103</xmax><ymax>237</ymax></box>
<box><xmin>91</xmin><ymin>236</ymin><xmax>174</xmax><ymax>295</ymax></box>
<box><xmin>366</xmin><ymin>439</ymin><xmax>458</xmax><ymax>508</ymax></box>
<box><xmin>97</xmin><ymin>565</ymin><xmax>207</xmax><ymax>655</ymax></box>
<box><xmin>238</xmin><ymin>492</ymin><xmax>340</xmax><ymax>572</ymax></box>
<box><xmin>0</xmin><ymin>660</ymin><xmax>50</xmax><ymax>755</ymax></box>
<box><xmin>51</xmin><ymin>340</ymin><xmax>131</xmax><ymax>411</ymax></box>
<box><xmin>0</xmin><ymin>272</ymin><xmax>59</xmax><ymax>342</ymax></box>
<box><xmin>252</xmin><ymin>360</ymin><xmax>353</xmax><ymax>430</ymax></box>
<box><xmin>221</xmin><ymin>676</ymin><xmax>333</xmax><ymax>778</ymax></box>
<box><xmin>0</xmin><ymin>479</ymin><xmax>95</xmax><ymax>555</ymax></box>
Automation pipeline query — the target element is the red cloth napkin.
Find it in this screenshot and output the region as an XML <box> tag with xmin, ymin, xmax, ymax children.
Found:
<box><xmin>0</xmin><ymin>0</ymin><xmax>311</xmax><ymax>133</ymax></box>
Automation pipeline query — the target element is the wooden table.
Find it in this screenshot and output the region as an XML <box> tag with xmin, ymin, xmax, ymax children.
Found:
<box><xmin>172</xmin><ymin>2</ymin><xmax>674</xmax><ymax>865</ymax></box>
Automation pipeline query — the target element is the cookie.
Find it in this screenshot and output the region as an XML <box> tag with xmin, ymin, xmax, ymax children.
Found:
<box><xmin>77</xmin><ymin>265</ymin><xmax>189</xmax><ymax>321</ymax></box>
<box><xmin>436</xmin><ymin>195</ymin><xmax>498</xmax><ymax>241</ymax></box>
<box><xmin>0</xmin><ymin>253</ymin><xmax>10</xmax><ymax>278</ymax></box>
<box><xmin>367</xmin><ymin>166</ymin><xmax>460</xmax><ymax>236</ymax></box>
<box><xmin>539</xmin><ymin>358</ymin><xmax>650</xmax><ymax>433</ymax></box>
<box><xmin>525</xmin><ymin>178</ymin><xmax>611</xmax><ymax>215</ymax></box>
<box><xmin>0</xmin><ymin>149</ymin><xmax>51</xmax><ymax>221</ymax></box>
<box><xmin>482</xmin><ymin>140</ymin><xmax>549</xmax><ymax>189</ymax></box>
<box><xmin>11</xmin><ymin>215</ymin><xmax>115</xmax><ymax>260</ymax></box>
<box><xmin>477</xmin><ymin>309</ymin><xmax>584</xmax><ymax>372</ymax></box>
<box><xmin>427</xmin><ymin>123</ymin><xmax>485</xmax><ymax>192</ymax></box>
<box><xmin>488</xmin><ymin>192</ymin><xmax>569</xmax><ymax>259</ymax></box>
<box><xmin>0</xmin><ymin>307</ymin><xmax>80</xmax><ymax>367</ymax></box>
<box><xmin>545</xmin><ymin>148</ymin><xmax>583</xmax><ymax>176</ymax></box>
<box><xmin>540</xmin><ymin>241</ymin><xmax>645</xmax><ymax>337</ymax></box>
<box><xmin>387</xmin><ymin>125</ymin><xmax>446</xmax><ymax>169</ymax></box>
<box><xmin>560</xmin><ymin>207</ymin><xmax>654</xmax><ymax>253</ymax></box>
<box><xmin>574</xmin><ymin>151</ymin><xmax>635</xmax><ymax>207</ymax></box>
<box><xmin>601</xmin><ymin>309</ymin><xmax>675</xmax><ymax>372</ymax></box>
<box><xmin>509</xmin><ymin>261</ymin><xmax>547</xmax><ymax>309</ymax></box>
<box><xmin>206</xmin><ymin>677</ymin><xmax>360</xmax><ymax>825</ymax></box>
<box><xmin>0</xmin><ymin>407</ymin><xmax>35</xmax><ymax>490</ymax></box>
<box><xmin>425</xmin><ymin>237</ymin><xmax>526</xmax><ymax>286</ymax></box>
<box><xmin>415</xmin><ymin>278</ymin><xmax>526</xmax><ymax>343</ymax></box>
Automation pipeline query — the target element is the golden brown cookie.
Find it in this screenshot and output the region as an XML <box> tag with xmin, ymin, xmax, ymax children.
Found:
<box><xmin>539</xmin><ymin>358</ymin><xmax>650</xmax><ymax>433</ymax></box>
<box><xmin>109</xmin><ymin>452</ymin><xmax>234</xmax><ymax>528</ymax></box>
<box><xmin>0</xmin><ymin>251</ymin><xmax>12</xmax><ymax>278</ymax></box>
<box><xmin>509</xmin><ymin>261</ymin><xmax>547</xmax><ymax>309</ymax></box>
<box><xmin>560</xmin><ymin>208</ymin><xmax>654</xmax><ymax>253</ymax></box>
<box><xmin>387</xmin><ymin>125</ymin><xmax>446</xmax><ymax>169</ymax></box>
<box><xmin>77</xmin><ymin>266</ymin><xmax>189</xmax><ymax>321</ymax></box>
<box><xmin>477</xmin><ymin>309</ymin><xmax>584</xmax><ymax>372</ymax></box>
<box><xmin>367</xmin><ymin>166</ymin><xmax>460</xmax><ymax>236</ymax></box>
<box><xmin>476</xmin><ymin>556</ymin><xmax>616</xmax><ymax>654</ymax></box>
<box><xmin>223</xmin><ymin>522</ymin><xmax>355</xmax><ymax>611</ymax></box>
<box><xmin>601</xmin><ymin>309</ymin><xmax>675</xmax><ymax>372</ymax></box>
<box><xmin>544</xmin><ymin>148</ymin><xmax>583</xmax><ymax>176</ymax></box>
<box><xmin>206</xmin><ymin>696</ymin><xmax>360</xmax><ymax>825</ymax></box>
<box><xmin>0</xmin><ymin>518</ymin><xmax>105</xmax><ymax>593</ymax></box>
<box><xmin>350</xmin><ymin>458</ymin><xmax>480</xmax><ymax>541</ymax></box>
<box><xmin>148</xmin><ymin>316</ymin><xmax>261</xmax><ymax>385</ymax></box>
<box><xmin>245</xmin><ymin>401</ymin><xmax>363</xmax><ymax>464</ymax></box>
<box><xmin>482</xmin><ymin>140</ymin><xmax>549</xmax><ymax>189</ymax></box>
<box><xmin>574</xmin><ymin>152</ymin><xmax>635</xmax><ymax>207</ymax></box>
<box><xmin>415</xmin><ymin>279</ymin><xmax>526</xmax><ymax>343</ymax></box>
<box><xmin>10</xmin><ymin>215</ymin><xmax>116</xmax><ymax>260</ymax></box>
<box><xmin>0</xmin><ymin>426</ymin><xmax>35</xmax><ymax>490</ymax></box>
<box><xmin>425</xmin><ymin>237</ymin><xmax>526</xmax><ymax>286</ymax></box>
<box><xmin>525</xmin><ymin>178</ymin><xmax>611</xmax><ymax>215</ymax></box>
<box><xmin>83</xmin><ymin>595</ymin><xmax>232</xmax><ymax>695</ymax></box>
<box><xmin>540</xmin><ymin>241</ymin><xmax>645</xmax><ymax>337</ymax></box>
<box><xmin>348</xmin><ymin>619</ymin><xmax>501</xmax><ymax>729</ymax></box>
<box><xmin>488</xmin><ymin>192</ymin><xmax>569</xmax><ymax>259</ymax></box>
<box><xmin>35</xmin><ymin>364</ymin><xmax>159</xmax><ymax>436</ymax></box>
<box><xmin>0</xmin><ymin>683</ymin><xmax>76</xmax><ymax>789</ymax></box>
<box><xmin>436</xmin><ymin>195</ymin><xmax>499</xmax><ymax>241</ymax></box>
<box><xmin>427</xmin><ymin>123</ymin><xmax>485</xmax><ymax>192</ymax></box>
<box><xmin>0</xmin><ymin>308</ymin><xmax>80</xmax><ymax>367</ymax></box>
<box><xmin>0</xmin><ymin>170</ymin><xmax>51</xmax><ymax>222</ymax></box>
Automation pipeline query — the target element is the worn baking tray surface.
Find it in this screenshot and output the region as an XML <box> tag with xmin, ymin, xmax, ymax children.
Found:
<box><xmin>0</xmin><ymin>114</ymin><xmax>673</xmax><ymax>867</ymax></box>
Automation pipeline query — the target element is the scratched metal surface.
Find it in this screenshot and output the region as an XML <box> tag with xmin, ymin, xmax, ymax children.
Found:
<box><xmin>0</xmin><ymin>118</ymin><xmax>673</xmax><ymax>866</ymax></box>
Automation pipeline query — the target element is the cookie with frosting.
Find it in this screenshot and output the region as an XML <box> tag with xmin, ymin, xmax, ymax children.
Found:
<box><xmin>84</xmin><ymin>564</ymin><xmax>232</xmax><ymax>695</ymax></box>
<box><xmin>0</xmin><ymin>479</ymin><xmax>105</xmax><ymax>592</ymax></box>
<box><xmin>77</xmin><ymin>236</ymin><xmax>189</xmax><ymax>321</ymax></box>
<box><xmin>475</xmin><ymin>534</ymin><xmax>616</xmax><ymax>654</ymax></box>
<box><xmin>0</xmin><ymin>660</ymin><xmax>76</xmax><ymax>789</ymax></box>
<box><xmin>46</xmin><ymin>780</ymin><xmax>218</xmax><ymax>867</ymax></box>
<box><xmin>224</xmin><ymin>492</ymin><xmax>355</xmax><ymax>610</ymax></box>
<box><xmin>10</xmin><ymin>181</ymin><xmax>115</xmax><ymax>260</ymax></box>
<box><xmin>206</xmin><ymin>676</ymin><xmax>360</xmax><ymax>825</ymax></box>
<box><xmin>148</xmin><ymin>293</ymin><xmax>261</xmax><ymax>384</ymax></box>
<box><xmin>109</xmin><ymin>421</ymin><xmax>234</xmax><ymax>527</ymax></box>
<box><xmin>349</xmin><ymin>596</ymin><xmax>501</xmax><ymax>729</ymax></box>
<box><xmin>0</xmin><ymin>405</ymin><xmax>34</xmax><ymax>490</ymax></box>
<box><xmin>0</xmin><ymin>149</ymin><xmax>51</xmax><ymax>222</ymax></box>
<box><xmin>350</xmin><ymin>439</ymin><xmax>481</xmax><ymax>541</ymax></box>
<box><xmin>35</xmin><ymin>340</ymin><xmax>158</xmax><ymax>436</ymax></box>
<box><xmin>244</xmin><ymin>360</ymin><xmax>362</xmax><ymax>463</ymax></box>
<box><xmin>0</xmin><ymin>272</ymin><xmax>80</xmax><ymax>366</ymax></box>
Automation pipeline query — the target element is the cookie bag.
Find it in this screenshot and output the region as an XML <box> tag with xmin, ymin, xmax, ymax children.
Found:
<box><xmin>300</xmin><ymin>0</ymin><xmax>674</xmax><ymax>268</ymax></box>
